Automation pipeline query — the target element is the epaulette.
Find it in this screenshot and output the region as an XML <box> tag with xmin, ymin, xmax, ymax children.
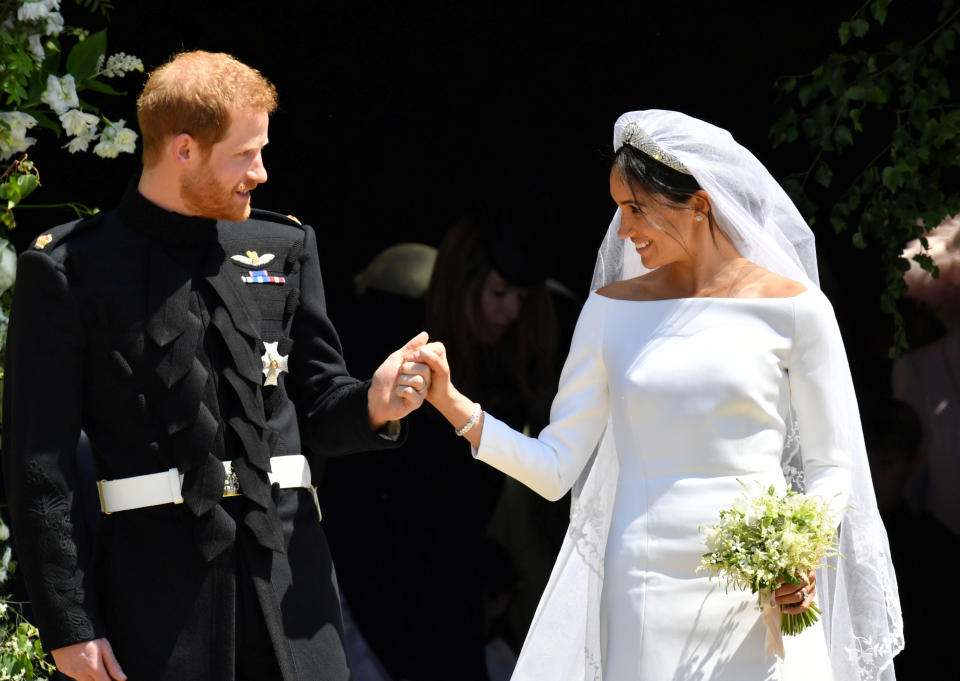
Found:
<box><xmin>30</xmin><ymin>212</ymin><xmax>104</xmax><ymax>252</ymax></box>
<box><xmin>249</xmin><ymin>208</ymin><xmax>305</xmax><ymax>229</ymax></box>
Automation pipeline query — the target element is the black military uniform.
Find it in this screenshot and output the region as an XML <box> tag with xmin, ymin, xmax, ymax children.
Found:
<box><xmin>2</xmin><ymin>182</ymin><xmax>402</xmax><ymax>680</ymax></box>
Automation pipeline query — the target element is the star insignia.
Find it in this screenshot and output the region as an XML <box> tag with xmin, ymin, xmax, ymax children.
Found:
<box><xmin>34</xmin><ymin>234</ymin><xmax>53</xmax><ymax>250</ymax></box>
<box><xmin>231</xmin><ymin>250</ymin><xmax>275</xmax><ymax>267</ymax></box>
<box><xmin>261</xmin><ymin>341</ymin><xmax>289</xmax><ymax>387</ymax></box>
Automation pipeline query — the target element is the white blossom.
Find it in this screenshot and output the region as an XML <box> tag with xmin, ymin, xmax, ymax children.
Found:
<box><xmin>0</xmin><ymin>519</ymin><xmax>8</xmax><ymax>541</ymax></box>
<box><xmin>0</xmin><ymin>111</ymin><xmax>38</xmax><ymax>161</ymax></box>
<box><xmin>27</xmin><ymin>33</ymin><xmax>45</xmax><ymax>61</ymax></box>
<box><xmin>64</xmin><ymin>130</ymin><xmax>97</xmax><ymax>153</ymax></box>
<box><xmin>17</xmin><ymin>0</ymin><xmax>54</xmax><ymax>22</ymax></box>
<box><xmin>93</xmin><ymin>118</ymin><xmax>137</xmax><ymax>158</ymax></box>
<box><xmin>98</xmin><ymin>52</ymin><xmax>144</xmax><ymax>78</ymax></box>
<box><xmin>40</xmin><ymin>74</ymin><xmax>79</xmax><ymax>115</ymax></box>
<box><xmin>43</xmin><ymin>10</ymin><xmax>64</xmax><ymax>36</ymax></box>
<box><xmin>59</xmin><ymin>109</ymin><xmax>99</xmax><ymax>137</ymax></box>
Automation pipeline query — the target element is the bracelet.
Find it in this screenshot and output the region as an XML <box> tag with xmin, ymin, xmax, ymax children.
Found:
<box><xmin>455</xmin><ymin>403</ymin><xmax>482</xmax><ymax>437</ymax></box>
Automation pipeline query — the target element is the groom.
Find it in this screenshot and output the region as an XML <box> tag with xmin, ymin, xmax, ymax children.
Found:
<box><xmin>2</xmin><ymin>51</ymin><xmax>430</xmax><ymax>681</ymax></box>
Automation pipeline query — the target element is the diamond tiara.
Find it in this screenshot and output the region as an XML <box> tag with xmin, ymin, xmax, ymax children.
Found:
<box><xmin>620</xmin><ymin>122</ymin><xmax>691</xmax><ymax>175</ymax></box>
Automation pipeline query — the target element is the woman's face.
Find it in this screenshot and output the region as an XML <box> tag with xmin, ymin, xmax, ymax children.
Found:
<box><xmin>470</xmin><ymin>269</ymin><xmax>528</xmax><ymax>343</ymax></box>
<box><xmin>609</xmin><ymin>169</ymin><xmax>694</xmax><ymax>270</ymax></box>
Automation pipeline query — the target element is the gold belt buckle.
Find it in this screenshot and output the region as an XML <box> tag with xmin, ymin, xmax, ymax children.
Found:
<box><xmin>223</xmin><ymin>461</ymin><xmax>242</xmax><ymax>497</ymax></box>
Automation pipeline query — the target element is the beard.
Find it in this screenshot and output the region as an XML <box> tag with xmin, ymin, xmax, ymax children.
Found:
<box><xmin>180</xmin><ymin>162</ymin><xmax>252</xmax><ymax>222</ymax></box>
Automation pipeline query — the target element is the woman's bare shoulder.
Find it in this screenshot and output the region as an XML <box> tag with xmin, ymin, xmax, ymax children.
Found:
<box><xmin>737</xmin><ymin>268</ymin><xmax>808</xmax><ymax>298</ymax></box>
<box><xmin>596</xmin><ymin>273</ymin><xmax>671</xmax><ymax>301</ymax></box>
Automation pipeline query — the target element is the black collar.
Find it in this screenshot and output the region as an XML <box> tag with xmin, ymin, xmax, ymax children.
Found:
<box><xmin>118</xmin><ymin>176</ymin><xmax>218</xmax><ymax>247</ymax></box>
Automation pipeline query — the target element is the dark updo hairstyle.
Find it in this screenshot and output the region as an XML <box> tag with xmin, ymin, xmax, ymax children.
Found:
<box><xmin>611</xmin><ymin>144</ymin><xmax>719</xmax><ymax>238</ymax></box>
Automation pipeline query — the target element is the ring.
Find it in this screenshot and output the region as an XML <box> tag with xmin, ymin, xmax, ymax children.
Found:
<box><xmin>799</xmin><ymin>588</ymin><xmax>807</xmax><ymax>601</ymax></box>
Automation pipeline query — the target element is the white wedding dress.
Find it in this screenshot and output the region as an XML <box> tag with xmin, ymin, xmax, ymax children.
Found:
<box><xmin>475</xmin><ymin>288</ymin><xmax>853</xmax><ymax>681</ymax></box>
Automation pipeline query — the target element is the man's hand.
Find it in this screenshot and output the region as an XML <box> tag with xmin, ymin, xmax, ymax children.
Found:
<box><xmin>52</xmin><ymin>638</ymin><xmax>126</xmax><ymax>681</ymax></box>
<box><xmin>368</xmin><ymin>332</ymin><xmax>431</xmax><ymax>430</ymax></box>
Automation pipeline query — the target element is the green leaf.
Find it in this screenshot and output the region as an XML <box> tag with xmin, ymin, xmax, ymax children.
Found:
<box><xmin>830</xmin><ymin>216</ymin><xmax>847</xmax><ymax>233</ymax></box>
<box><xmin>852</xmin><ymin>232</ymin><xmax>867</xmax><ymax>249</ymax></box>
<box><xmin>870</xmin><ymin>0</ymin><xmax>889</xmax><ymax>25</ymax></box>
<box><xmin>932</xmin><ymin>29</ymin><xmax>956</xmax><ymax>61</ymax></box>
<box><xmin>838</xmin><ymin>22</ymin><xmax>852</xmax><ymax>45</ymax></box>
<box><xmin>849</xmin><ymin>108</ymin><xmax>863</xmax><ymax>132</ymax></box>
<box><xmin>881</xmin><ymin>166</ymin><xmax>902</xmax><ymax>190</ymax></box>
<box><xmin>29</xmin><ymin>110</ymin><xmax>61</xmax><ymax>136</ymax></box>
<box><xmin>82</xmin><ymin>79</ymin><xmax>125</xmax><ymax>96</ymax></box>
<box><xmin>887</xmin><ymin>39</ymin><xmax>905</xmax><ymax>55</ymax></box>
<box><xmin>782</xmin><ymin>77</ymin><xmax>797</xmax><ymax>94</ymax></box>
<box><xmin>815</xmin><ymin>163</ymin><xmax>833</xmax><ymax>188</ymax></box>
<box><xmin>867</xmin><ymin>85</ymin><xmax>889</xmax><ymax>104</ymax></box>
<box><xmin>65</xmin><ymin>29</ymin><xmax>107</xmax><ymax>82</ymax></box>
<box><xmin>834</xmin><ymin>124</ymin><xmax>854</xmax><ymax>148</ymax></box>
<box><xmin>912</xmin><ymin>252</ymin><xmax>937</xmax><ymax>273</ymax></box>
<box><xmin>851</xmin><ymin>18</ymin><xmax>869</xmax><ymax>38</ymax></box>
<box><xmin>845</xmin><ymin>84</ymin><xmax>867</xmax><ymax>100</ymax></box>
<box><xmin>0</xmin><ymin>173</ymin><xmax>39</xmax><ymax>206</ymax></box>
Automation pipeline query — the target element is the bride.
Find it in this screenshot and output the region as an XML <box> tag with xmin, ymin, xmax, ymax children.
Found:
<box><xmin>407</xmin><ymin>110</ymin><xmax>902</xmax><ymax>680</ymax></box>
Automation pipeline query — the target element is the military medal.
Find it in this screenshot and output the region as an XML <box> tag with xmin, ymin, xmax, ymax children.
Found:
<box><xmin>261</xmin><ymin>341</ymin><xmax>289</xmax><ymax>386</ymax></box>
<box><xmin>242</xmin><ymin>269</ymin><xmax>286</xmax><ymax>284</ymax></box>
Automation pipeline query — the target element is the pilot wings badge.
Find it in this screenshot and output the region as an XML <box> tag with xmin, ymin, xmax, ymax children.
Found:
<box><xmin>231</xmin><ymin>250</ymin><xmax>275</xmax><ymax>267</ymax></box>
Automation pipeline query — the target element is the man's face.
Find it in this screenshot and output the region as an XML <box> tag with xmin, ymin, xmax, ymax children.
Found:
<box><xmin>181</xmin><ymin>108</ymin><xmax>269</xmax><ymax>222</ymax></box>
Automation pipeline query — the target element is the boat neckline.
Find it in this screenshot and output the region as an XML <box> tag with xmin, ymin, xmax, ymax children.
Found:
<box><xmin>591</xmin><ymin>287</ymin><xmax>812</xmax><ymax>303</ymax></box>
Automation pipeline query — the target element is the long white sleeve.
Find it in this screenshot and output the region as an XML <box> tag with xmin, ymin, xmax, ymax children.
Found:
<box><xmin>475</xmin><ymin>295</ymin><xmax>610</xmax><ymax>501</ymax></box>
<box><xmin>788</xmin><ymin>290</ymin><xmax>855</xmax><ymax>518</ymax></box>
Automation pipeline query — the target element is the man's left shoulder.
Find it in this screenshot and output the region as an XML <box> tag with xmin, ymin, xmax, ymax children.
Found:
<box><xmin>246</xmin><ymin>209</ymin><xmax>309</xmax><ymax>235</ymax></box>
<box><xmin>222</xmin><ymin>208</ymin><xmax>311</xmax><ymax>249</ymax></box>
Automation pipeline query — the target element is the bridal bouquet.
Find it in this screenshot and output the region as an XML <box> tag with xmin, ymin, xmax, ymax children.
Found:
<box><xmin>698</xmin><ymin>482</ymin><xmax>840</xmax><ymax>647</ymax></box>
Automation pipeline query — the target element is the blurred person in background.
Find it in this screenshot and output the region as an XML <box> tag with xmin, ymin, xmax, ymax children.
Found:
<box><xmin>862</xmin><ymin>395</ymin><xmax>958</xmax><ymax>680</ymax></box>
<box><xmin>892</xmin><ymin>214</ymin><xmax>960</xmax><ymax>537</ymax></box>
<box><xmin>320</xmin><ymin>189</ymin><xmax>570</xmax><ymax>681</ymax></box>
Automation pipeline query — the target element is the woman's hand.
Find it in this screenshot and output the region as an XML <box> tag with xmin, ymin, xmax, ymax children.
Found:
<box><xmin>775</xmin><ymin>569</ymin><xmax>816</xmax><ymax>614</ymax></box>
<box><xmin>406</xmin><ymin>341</ymin><xmax>451</xmax><ymax>407</ymax></box>
<box><xmin>408</xmin><ymin>341</ymin><xmax>485</xmax><ymax>447</ymax></box>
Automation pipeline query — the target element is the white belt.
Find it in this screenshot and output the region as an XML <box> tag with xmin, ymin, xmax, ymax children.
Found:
<box><xmin>97</xmin><ymin>454</ymin><xmax>314</xmax><ymax>515</ymax></box>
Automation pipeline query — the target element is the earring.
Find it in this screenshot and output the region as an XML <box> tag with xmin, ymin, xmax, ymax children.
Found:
<box><xmin>694</xmin><ymin>214</ymin><xmax>704</xmax><ymax>222</ymax></box>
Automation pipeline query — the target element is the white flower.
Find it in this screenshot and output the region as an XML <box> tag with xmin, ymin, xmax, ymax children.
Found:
<box><xmin>27</xmin><ymin>33</ymin><xmax>45</xmax><ymax>61</ymax></box>
<box><xmin>44</xmin><ymin>10</ymin><xmax>64</xmax><ymax>36</ymax></box>
<box><xmin>17</xmin><ymin>0</ymin><xmax>53</xmax><ymax>22</ymax></box>
<box><xmin>40</xmin><ymin>74</ymin><xmax>79</xmax><ymax>115</ymax></box>
<box><xmin>59</xmin><ymin>109</ymin><xmax>98</xmax><ymax>137</ymax></box>
<box><xmin>703</xmin><ymin>526</ymin><xmax>720</xmax><ymax>551</ymax></box>
<box><xmin>0</xmin><ymin>111</ymin><xmax>38</xmax><ymax>161</ymax></box>
<box><xmin>64</xmin><ymin>130</ymin><xmax>97</xmax><ymax>153</ymax></box>
<box><xmin>0</xmin><ymin>241</ymin><xmax>14</xmax><ymax>296</ymax></box>
<box><xmin>99</xmin><ymin>52</ymin><xmax>144</xmax><ymax>78</ymax></box>
<box><xmin>93</xmin><ymin>118</ymin><xmax>137</xmax><ymax>158</ymax></box>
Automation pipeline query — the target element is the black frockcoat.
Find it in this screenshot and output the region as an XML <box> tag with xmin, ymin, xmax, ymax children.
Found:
<box><xmin>1</xmin><ymin>184</ymin><xmax>401</xmax><ymax>680</ymax></box>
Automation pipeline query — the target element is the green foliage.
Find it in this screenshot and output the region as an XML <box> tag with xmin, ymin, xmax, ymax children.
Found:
<box><xmin>0</xmin><ymin>2</ymin><xmax>137</xmax><ymax>676</ymax></box>
<box><xmin>0</xmin><ymin>516</ymin><xmax>55</xmax><ymax>680</ymax></box>
<box><xmin>0</xmin><ymin>158</ymin><xmax>39</xmax><ymax>228</ymax></box>
<box><xmin>75</xmin><ymin>0</ymin><xmax>114</xmax><ymax>15</ymax></box>
<box><xmin>770</xmin><ymin>0</ymin><xmax>960</xmax><ymax>355</ymax></box>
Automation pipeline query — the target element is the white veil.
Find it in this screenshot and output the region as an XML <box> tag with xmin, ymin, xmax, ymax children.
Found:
<box><xmin>511</xmin><ymin>110</ymin><xmax>903</xmax><ymax>681</ymax></box>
